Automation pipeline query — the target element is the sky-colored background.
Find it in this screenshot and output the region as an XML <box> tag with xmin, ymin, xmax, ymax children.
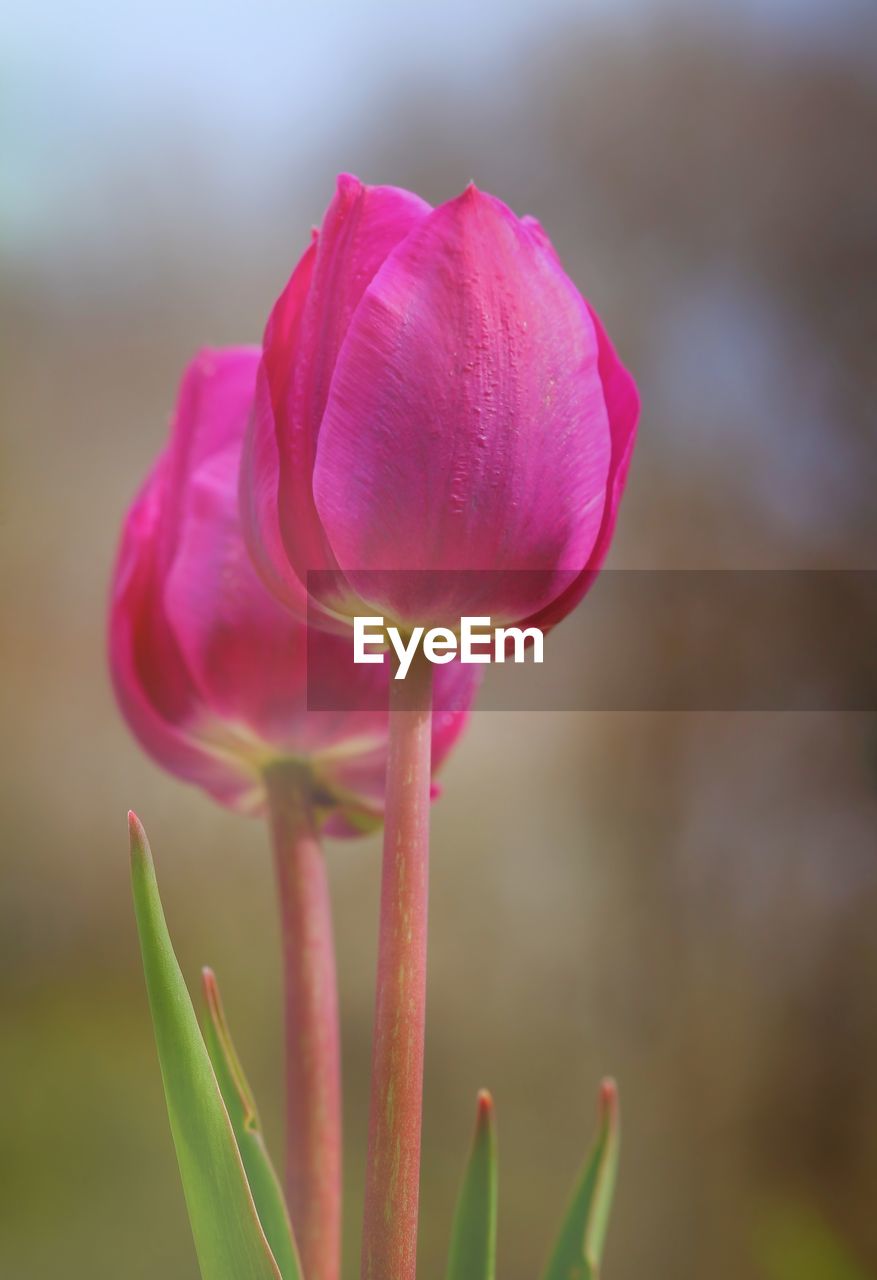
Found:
<box><xmin>2</xmin><ymin>2</ymin><xmax>876</xmax><ymax>1278</ymax></box>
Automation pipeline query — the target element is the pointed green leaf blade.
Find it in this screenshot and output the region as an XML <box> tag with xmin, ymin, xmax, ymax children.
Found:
<box><xmin>202</xmin><ymin>967</ymin><xmax>302</xmax><ymax>1280</ymax></box>
<box><xmin>542</xmin><ymin>1078</ymin><xmax>620</xmax><ymax>1280</ymax></box>
<box><xmin>128</xmin><ymin>812</ymin><xmax>283</xmax><ymax>1280</ymax></box>
<box><xmin>445</xmin><ymin>1090</ymin><xmax>498</xmax><ymax>1280</ymax></box>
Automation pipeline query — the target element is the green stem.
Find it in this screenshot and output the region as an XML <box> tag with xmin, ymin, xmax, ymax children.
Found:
<box><xmin>266</xmin><ymin>764</ymin><xmax>342</xmax><ymax>1280</ymax></box>
<box><xmin>360</xmin><ymin>650</ymin><xmax>434</xmax><ymax>1280</ymax></box>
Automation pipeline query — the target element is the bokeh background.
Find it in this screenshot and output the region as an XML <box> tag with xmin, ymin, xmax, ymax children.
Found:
<box><xmin>3</xmin><ymin>1</ymin><xmax>876</xmax><ymax>1277</ymax></box>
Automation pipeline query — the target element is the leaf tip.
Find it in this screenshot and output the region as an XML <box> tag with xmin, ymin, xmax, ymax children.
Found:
<box><xmin>598</xmin><ymin>1077</ymin><xmax>619</xmax><ymax>1127</ymax></box>
<box><xmin>476</xmin><ymin>1088</ymin><xmax>495</xmax><ymax>1128</ymax></box>
<box><xmin>201</xmin><ymin>967</ymin><xmax>231</xmax><ymax>1049</ymax></box>
<box><xmin>202</xmin><ymin>965</ymin><xmax>218</xmax><ymax>1005</ymax></box>
<box><xmin>128</xmin><ymin>810</ymin><xmax>150</xmax><ymax>863</ymax></box>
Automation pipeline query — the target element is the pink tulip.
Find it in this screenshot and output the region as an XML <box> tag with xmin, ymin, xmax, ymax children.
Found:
<box><xmin>242</xmin><ymin>173</ymin><xmax>639</xmax><ymax>633</ymax></box>
<box><xmin>108</xmin><ymin>346</ymin><xmax>473</xmax><ymax>832</ymax></box>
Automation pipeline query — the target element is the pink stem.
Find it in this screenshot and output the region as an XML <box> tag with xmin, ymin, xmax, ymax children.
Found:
<box><xmin>266</xmin><ymin>764</ymin><xmax>342</xmax><ymax>1280</ymax></box>
<box><xmin>361</xmin><ymin>650</ymin><xmax>434</xmax><ymax>1280</ymax></box>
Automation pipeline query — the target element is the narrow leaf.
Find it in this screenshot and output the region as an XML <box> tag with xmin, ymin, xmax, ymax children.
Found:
<box><xmin>542</xmin><ymin>1078</ymin><xmax>620</xmax><ymax>1280</ymax></box>
<box><xmin>445</xmin><ymin>1090</ymin><xmax>498</xmax><ymax>1280</ymax></box>
<box><xmin>202</xmin><ymin>967</ymin><xmax>302</xmax><ymax>1280</ymax></box>
<box><xmin>128</xmin><ymin>811</ymin><xmax>284</xmax><ymax>1280</ymax></box>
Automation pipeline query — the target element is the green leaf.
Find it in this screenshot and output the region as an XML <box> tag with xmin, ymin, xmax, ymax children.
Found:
<box><xmin>445</xmin><ymin>1090</ymin><xmax>498</xmax><ymax>1280</ymax></box>
<box><xmin>542</xmin><ymin>1078</ymin><xmax>620</xmax><ymax>1280</ymax></box>
<box><xmin>128</xmin><ymin>811</ymin><xmax>285</xmax><ymax>1280</ymax></box>
<box><xmin>201</xmin><ymin>967</ymin><xmax>302</xmax><ymax>1280</ymax></box>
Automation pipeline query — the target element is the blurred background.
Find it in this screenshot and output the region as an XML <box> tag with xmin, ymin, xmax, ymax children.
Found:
<box><xmin>3</xmin><ymin>1</ymin><xmax>876</xmax><ymax>1277</ymax></box>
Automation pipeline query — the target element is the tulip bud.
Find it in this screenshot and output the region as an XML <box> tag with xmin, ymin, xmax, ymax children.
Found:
<box><xmin>242</xmin><ymin>174</ymin><xmax>639</xmax><ymax>636</ymax></box>
<box><xmin>109</xmin><ymin>347</ymin><xmax>474</xmax><ymax>830</ymax></box>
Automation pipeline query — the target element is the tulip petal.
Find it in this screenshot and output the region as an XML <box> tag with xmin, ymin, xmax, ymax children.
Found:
<box><xmin>242</xmin><ymin>237</ymin><xmax>319</xmax><ymax>616</ymax></box>
<box><xmin>159</xmin><ymin>347</ymin><xmax>261</xmax><ymax>577</ymax></box>
<box><xmin>268</xmin><ymin>176</ymin><xmax>432</xmax><ymax>607</ymax></box>
<box><xmin>109</xmin><ymin>458</ymin><xmax>224</xmax><ymax>785</ymax></box>
<box><xmin>111</xmin><ymin>351</ymin><xmax>295</xmax><ymax>812</ymax></box>
<box><xmin>110</xmin><ymin>350</ymin><xmax>260</xmax><ymax>784</ymax></box>
<box><xmin>168</xmin><ymin>446</ymin><xmax>417</xmax><ymax>766</ymax></box>
<box><xmin>312</xmin><ymin>185</ymin><xmax>612</xmax><ymax>626</ymax></box>
<box><xmin>518</xmin><ymin>302</ymin><xmax>640</xmax><ymax>636</ymax></box>
<box><xmin>296</xmin><ymin>174</ymin><xmax>433</xmax><ymax>443</ymax></box>
<box><xmin>165</xmin><ymin>445</ymin><xmax>311</xmax><ymax>742</ymax></box>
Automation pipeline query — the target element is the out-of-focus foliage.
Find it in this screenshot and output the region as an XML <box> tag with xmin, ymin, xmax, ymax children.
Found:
<box><xmin>755</xmin><ymin>1200</ymin><xmax>873</xmax><ymax>1280</ymax></box>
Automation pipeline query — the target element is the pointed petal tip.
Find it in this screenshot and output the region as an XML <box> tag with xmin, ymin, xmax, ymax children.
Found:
<box><xmin>521</xmin><ymin>213</ymin><xmax>552</xmax><ymax>248</ymax></box>
<box><xmin>190</xmin><ymin>346</ymin><xmax>219</xmax><ymax>375</ymax></box>
<box><xmin>456</xmin><ymin>180</ymin><xmax>481</xmax><ymax>207</ymax></box>
<box><xmin>433</xmin><ymin>181</ymin><xmax>482</xmax><ymax>219</ymax></box>
<box><xmin>435</xmin><ymin>179</ymin><xmax>520</xmax><ymax>232</ymax></box>
<box><xmin>336</xmin><ymin>172</ymin><xmax>364</xmax><ymax>201</ymax></box>
<box><xmin>476</xmin><ymin>1088</ymin><xmax>494</xmax><ymax>1118</ymax></box>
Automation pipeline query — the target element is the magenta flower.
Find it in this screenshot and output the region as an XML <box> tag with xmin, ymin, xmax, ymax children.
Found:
<box><xmin>109</xmin><ymin>346</ymin><xmax>473</xmax><ymax>832</ymax></box>
<box><xmin>242</xmin><ymin>173</ymin><xmax>639</xmax><ymax>633</ymax></box>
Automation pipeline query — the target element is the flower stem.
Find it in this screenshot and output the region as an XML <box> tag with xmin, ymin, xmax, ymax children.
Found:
<box><xmin>266</xmin><ymin>763</ymin><xmax>342</xmax><ymax>1280</ymax></box>
<box><xmin>361</xmin><ymin>649</ymin><xmax>434</xmax><ymax>1280</ymax></box>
